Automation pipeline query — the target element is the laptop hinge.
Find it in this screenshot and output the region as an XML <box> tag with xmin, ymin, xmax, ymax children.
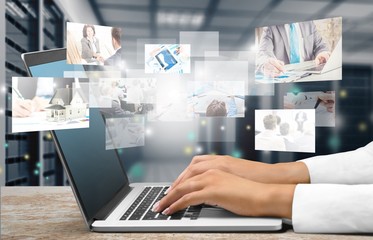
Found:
<box><xmin>93</xmin><ymin>185</ymin><xmax>133</xmax><ymax>221</ymax></box>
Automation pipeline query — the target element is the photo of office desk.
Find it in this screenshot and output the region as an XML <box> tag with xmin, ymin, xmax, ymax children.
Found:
<box><xmin>1</xmin><ymin>187</ymin><xmax>370</xmax><ymax>239</ymax></box>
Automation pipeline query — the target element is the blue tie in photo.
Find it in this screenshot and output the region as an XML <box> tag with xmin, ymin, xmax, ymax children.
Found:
<box><xmin>290</xmin><ymin>23</ymin><xmax>300</xmax><ymax>64</ymax></box>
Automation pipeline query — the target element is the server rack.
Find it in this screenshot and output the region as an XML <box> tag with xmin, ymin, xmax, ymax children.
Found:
<box><xmin>4</xmin><ymin>0</ymin><xmax>66</xmax><ymax>186</ymax></box>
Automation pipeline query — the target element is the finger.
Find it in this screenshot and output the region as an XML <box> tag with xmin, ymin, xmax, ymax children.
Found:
<box><xmin>154</xmin><ymin>176</ymin><xmax>204</xmax><ymax>212</ymax></box>
<box><xmin>162</xmin><ymin>190</ymin><xmax>207</xmax><ymax>215</ymax></box>
<box><xmin>171</xmin><ymin>161</ymin><xmax>213</xmax><ymax>191</ymax></box>
<box><xmin>269</xmin><ymin>59</ymin><xmax>285</xmax><ymax>72</ymax></box>
<box><xmin>167</xmin><ymin>155</ymin><xmax>214</xmax><ymax>193</ymax></box>
<box><xmin>13</xmin><ymin>107</ymin><xmax>31</xmax><ymax>117</ymax></box>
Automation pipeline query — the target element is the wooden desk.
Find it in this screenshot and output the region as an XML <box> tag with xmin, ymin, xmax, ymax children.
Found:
<box><xmin>1</xmin><ymin>187</ymin><xmax>370</xmax><ymax>239</ymax></box>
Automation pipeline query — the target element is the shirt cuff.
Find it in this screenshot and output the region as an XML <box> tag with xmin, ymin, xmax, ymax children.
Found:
<box><xmin>292</xmin><ymin>184</ymin><xmax>373</xmax><ymax>233</ymax></box>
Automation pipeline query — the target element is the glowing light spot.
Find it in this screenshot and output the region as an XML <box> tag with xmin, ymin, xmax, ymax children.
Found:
<box><xmin>358</xmin><ymin>122</ymin><xmax>367</xmax><ymax>132</ymax></box>
<box><xmin>328</xmin><ymin>136</ymin><xmax>341</xmax><ymax>151</ymax></box>
<box><xmin>339</xmin><ymin>89</ymin><xmax>347</xmax><ymax>98</ymax></box>
<box><xmin>34</xmin><ymin>169</ymin><xmax>39</xmax><ymax>175</ymax></box>
<box><xmin>117</xmin><ymin>149</ymin><xmax>123</xmax><ymax>155</ymax></box>
<box><xmin>146</xmin><ymin>128</ymin><xmax>153</xmax><ymax>136</ymax></box>
<box><xmin>184</xmin><ymin>146</ymin><xmax>193</xmax><ymax>155</ymax></box>
<box><xmin>220</xmin><ymin>126</ymin><xmax>225</xmax><ymax>131</ymax></box>
<box><xmin>187</xmin><ymin>132</ymin><xmax>195</xmax><ymax>141</ymax></box>
<box><xmin>232</xmin><ymin>150</ymin><xmax>242</xmax><ymax>158</ymax></box>
<box><xmin>46</xmin><ymin>177</ymin><xmax>49</xmax><ymax>180</ymax></box>
<box><xmin>45</xmin><ymin>133</ymin><xmax>52</xmax><ymax>140</ymax></box>
<box><xmin>4</xmin><ymin>143</ymin><xmax>8</xmax><ymax>148</ymax></box>
<box><xmin>24</xmin><ymin>154</ymin><xmax>30</xmax><ymax>160</ymax></box>
<box><xmin>290</xmin><ymin>86</ymin><xmax>302</xmax><ymax>94</ymax></box>
<box><xmin>36</xmin><ymin>162</ymin><xmax>41</xmax><ymax>168</ymax></box>
<box><xmin>246</xmin><ymin>125</ymin><xmax>251</xmax><ymax>131</ymax></box>
<box><xmin>1</xmin><ymin>86</ymin><xmax>6</xmax><ymax>93</ymax></box>
<box><xmin>195</xmin><ymin>146</ymin><xmax>203</xmax><ymax>154</ymax></box>
<box><xmin>200</xmin><ymin>120</ymin><xmax>207</xmax><ymax>126</ymax></box>
<box><xmin>0</xmin><ymin>108</ymin><xmax>4</xmax><ymax>115</ymax></box>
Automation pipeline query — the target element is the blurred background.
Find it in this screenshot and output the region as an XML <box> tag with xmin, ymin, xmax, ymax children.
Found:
<box><xmin>1</xmin><ymin>0</ymin><xmax>373</xmax><ymax>186</ymax></box>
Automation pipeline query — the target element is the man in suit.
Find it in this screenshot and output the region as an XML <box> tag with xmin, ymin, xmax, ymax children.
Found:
<box><xmin>104</xmin><ymin>27</ymin><xmax>122</xmax><ymax>67</ymax></box>
<box><xmin>256</xmin><ymin>20</ymin><xmax>330</xmax><ymax>77</ymax></box>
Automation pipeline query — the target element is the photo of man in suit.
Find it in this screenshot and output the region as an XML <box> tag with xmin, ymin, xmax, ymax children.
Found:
<box><xmin>256</xmin><ymin>20</ymin><xmax>330</xmax><ymax>77</ymax></box>
<box><xmin>104</xmin><ymin>27</ymin><xmax>122</xmax><ymax>67</ymax></box>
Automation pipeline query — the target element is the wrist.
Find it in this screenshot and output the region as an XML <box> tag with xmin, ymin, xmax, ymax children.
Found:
<box><xmin>257</xmin><ymin>183</ymin><xmax>296</xmax><ymax>219</ymax></box>
<box><xmin>272</xmin><ymin>162</ymin><xmax>310</xmax><ymax>184</ymax></box>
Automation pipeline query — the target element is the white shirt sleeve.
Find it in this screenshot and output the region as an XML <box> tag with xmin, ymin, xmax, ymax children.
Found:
<box><xmin>300</xmin><ymin>141</ymin><xmax>373</xmax><ymax>184</ymax></box>
<box><xmin>292</xmin><ymin>141</ymin><xmax>373</xmax><ymax>233</ymax></box>
<box><xmin>293</xmin><ymin>184</ymin><xmax>373</xmax><ymax>233</ymax></box>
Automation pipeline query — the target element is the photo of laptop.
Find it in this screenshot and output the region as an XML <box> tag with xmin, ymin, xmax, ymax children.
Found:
<box><xmin>21</xmin><ymin>48</ymin><xmax>283</xmax><ymax>232</ymax></box>
<box><xmin>284</xmin><ymin>38</ymin><xmax>342</xmax><ymax>74</ymax></box>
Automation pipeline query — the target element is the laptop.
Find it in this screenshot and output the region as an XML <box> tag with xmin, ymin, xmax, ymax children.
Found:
<box><xmin>284</xmin><ymin>38</ymin><xmax>342</xmax><ymax>74</ymax></box>
<box><xmin>21</xmin><ymin>48</ymin><xmax>283</xmax><ymax>232</ymax></box>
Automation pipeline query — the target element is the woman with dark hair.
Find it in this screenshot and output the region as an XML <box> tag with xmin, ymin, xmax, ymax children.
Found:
<box><xmin>81</xmin><ymin>24</ymin><xmax>103</xmax><ymax>63</ymax></box>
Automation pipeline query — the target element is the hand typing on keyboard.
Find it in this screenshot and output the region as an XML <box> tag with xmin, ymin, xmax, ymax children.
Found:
<box><xmin>151</xmin><ymin>155</ymin><xmax>304</xmax><ymax>219</ymax></box>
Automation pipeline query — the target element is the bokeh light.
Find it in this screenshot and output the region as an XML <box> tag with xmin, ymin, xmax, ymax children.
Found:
<box><xmin>36</xmin><ymin>162</ymin><xmax>41</xmax><ymax>168</ymax></box>
<box><xmin>232</xmin><ymin>150</ymin><xmax>242</xmax><ymax>158</ymax></box>
<box><xmin>339</xmin><ymin>89</ymin><xmax>348</xmax><ymax>98</ymax></box>
<box><xmin>24</xmin><ymin>154</ymin><xmax>30</xmax><ymax>160</ymax></box>
<box><xmin>246</xmin><ymin>125</ymin><xmax>251</xmax><ymax>131</ymax></box>
<box><xmin>358</xmin><ymin>122</ymin><xmax>368</xmax><ymax>132</ymax></box>
<box><xmin>145</xmin><ymin>128</ymin><xmax>153</xmax><ymax>136</ymax></box>
<box><xmin>184</xmin><ymin>146</ymin><xmax>193</xmax><ymax>155</ymax></box>
<box><xmin>187</xmin><ymin>132</ymin><xmax>195</xmax><ymax>141</ymax></box>
<box><xmin>220</xmin><ymin>126</ymin><xmax>225</xmax><ymax>131</ymax></box>
<box><xmin>200</xmin><ymin>119</ymin><xmax>207</xmax><ymax>126</ymax></box>
<box><xmin>328</xmin><ymin>135</ymin><xmax>341</xmax><ymax>151</ymax></box>
<box><xmin>34</xmin><ymin>169</ymin><xmax>39</xmax><ymax>175</ymax></box>
<box><xmin>195</xmin><ymin>145</ymin><xmax>203</xmax><ymax>154</ymax></box>
<box><xmin>117</xmin><ymin>149</ymin><xmax>123</xmax><ymax>155</ymax></box>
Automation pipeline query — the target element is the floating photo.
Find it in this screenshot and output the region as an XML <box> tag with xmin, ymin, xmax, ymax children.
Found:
<box><xmin>144</xmin><ymin>44</ymin><xmax>190</xmax><ymax>73</ymax></box>
<box><xmin>12</xmin><ymin>77</ymin><xmax>89</xmax><ymax>133</ymax></box>
<box><xmin>187</xmin><ymin>81</ymin><xmax>245</xmax><ymax>118</ymax></box>
<box><xmin>255</xmin><ymin>17</ymin><xmax>342</xmax><ymax>83</ymax></box>
<box><xmin>105</xmin><ymin>116</ymin><xmax>145</xmax><ymax>150</ymax></box>
<box><xmin>255</xmin><ymin>109</ymin><xmax>315</xmax><ymax>153</ymax></box>
<box><xmin>66</xmin><ymin>22</ymin><xmax>123</xmax><ymax>67</ymax></box>
<box><xmin>284</xmin><ymin>91</ymin><xmax>335</xmax><ymax>127</ymax></box>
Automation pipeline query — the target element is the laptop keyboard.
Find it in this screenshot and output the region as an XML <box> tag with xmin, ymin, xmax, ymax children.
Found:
<box><xmin>120</xmin><ymin>186</ymin><xmax>202</xmax><ymax>221</ymax></box>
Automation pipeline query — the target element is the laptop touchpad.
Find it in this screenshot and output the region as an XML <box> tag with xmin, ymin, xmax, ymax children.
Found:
<box><xmin>199</xmin><ymin>207</ymin><xmax>245</xmax><ymax>219</ymax></box>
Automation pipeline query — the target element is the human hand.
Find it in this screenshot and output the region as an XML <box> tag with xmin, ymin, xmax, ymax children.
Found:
<box><xmin>315</xmin><ymin>51</ymin><xmax>330</xmax><ymax>65</ymax></box>
<box><xmin>152</xmin><ymin>169</ymin><xmax>295</xmax><ymax>219</ymax></box>
<box><xmin>263</xmin><ymin>58</ymin><xmax>285</xmax><ymax>77</ymax></box>
<box><xmin>167</xmin><ymin>155</ymin><xmax>310</xmax><ymax>194</ymax></box>
<box><xmin>12</xmin><ymin>98</ymin><xmax>33</xmax><ymax>117</ymax></box>
<box><xmin>318</xmin><ymin>92</ymin><xmax>335</xmax><ymax>113</ymax></box>
<box><xmin>31</xmin><ymin>96</ymin><xmax>49</xmax><ymax>112</ymax></box>
<box><xmin>12</xmin><ymin>97</ymin><xmax>49</xmax><ymax>117</ymax></box>
<box><xmin>167</xmin><ymin>155</ymin><xmax>265</xmax><ymax>193</ymax></box>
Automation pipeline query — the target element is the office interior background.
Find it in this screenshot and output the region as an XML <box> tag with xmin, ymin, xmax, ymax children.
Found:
<box><xmin>1</xmin><ymin>0</ymin><xmax>373</xmax><ymax>187</ymax></box>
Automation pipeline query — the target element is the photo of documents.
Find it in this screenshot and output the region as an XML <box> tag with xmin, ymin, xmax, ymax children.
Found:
<box><xmin>12</xmin><ymin>77</ymin><xmax>89</xmax><ymax>133</ymax></box>
<box><xmin>255</xmin><ymin>109</ymin><xmax>315</xmax><ymax>153</ymax></box>
<box><xmin>144</xmin><ymin>44</ymin><xmax>190</xmax><ymax>73</ymax></box>
<box><xmin>284</xmin><ymin>91</ymin><xmax>335</xmax><ymax>127</ymax></box>
<box><xmin>255</xmin><ymin>17</ymin><xmax>342</xmax><ymax>83</ymax></box>
<box><xmin>66</xmin><ymin>22</ymin><xmax>123</xmax><ymax>67</ymax></box>
<box><xmin>187</xmin><ymin>81</ymin><xmax>245</xmax><ymax>118</ymax></box>
<box><xmin>105</xmin><ymin>116</ymin><xmax>145</xmax><ymax>150</ymax></box>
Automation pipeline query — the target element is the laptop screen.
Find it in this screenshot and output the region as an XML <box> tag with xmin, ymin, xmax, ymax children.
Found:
<box><xmin>24</xmin><ymin>49</ymin><xmax>130</xmax><ymax>223</ymax></box>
